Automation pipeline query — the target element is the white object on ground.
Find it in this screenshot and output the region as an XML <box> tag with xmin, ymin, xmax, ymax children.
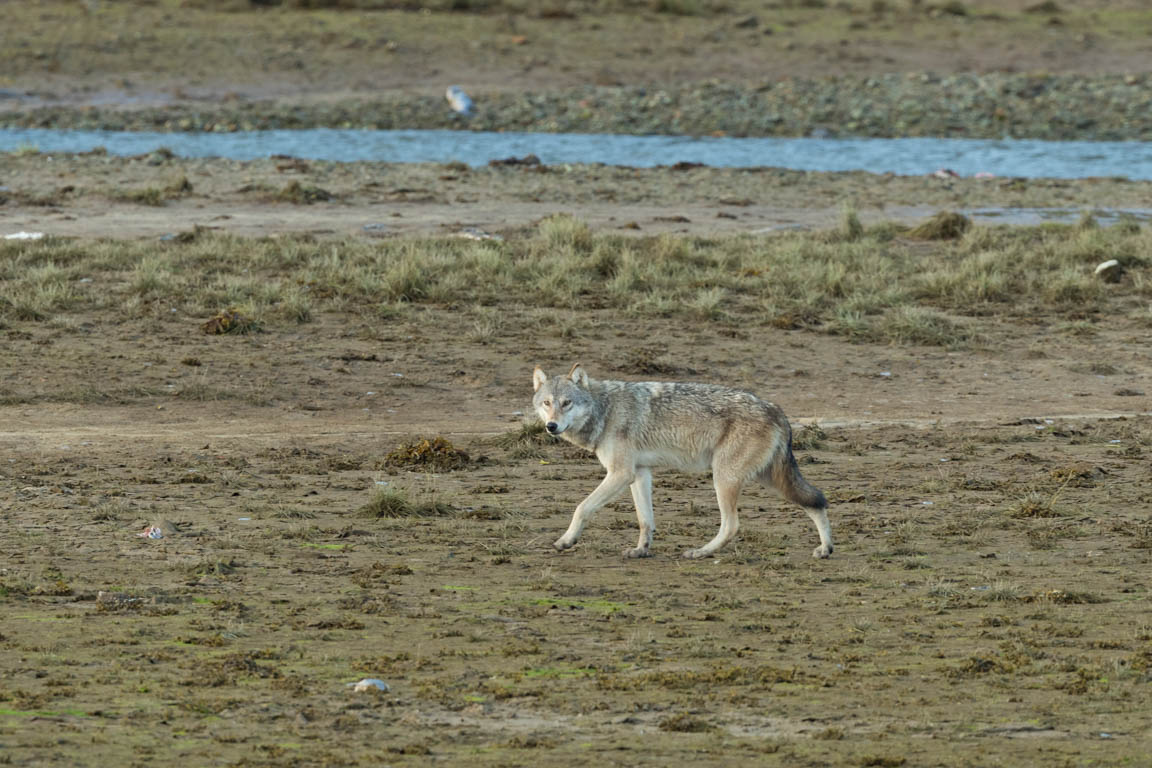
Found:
<box><xmin>137</xmin><ymin>526</ymin><xmax>163</xmax><ymax>539</ymax></box>
<box><xmin>348</xmin><ymin>678</ymin><xmax>390</xmax><ymax>693</ymax></box>
<box><xmin>457</xmin><ymin>227</ymin><xmax>503</xmax><ymax>241</ymax></box>
<box><xmin>4</xmin><ymin>231</ymin><xmax>45</xmax><ymax>240</ymax></box>
<box><xmin>1094</xmin><ymin>259</ymin><xmax>1123</xmax><ymax>282</ymax></box>
<box><xmin>446</xmin><ymin>86</ymin><xmax>473</xmax><ymax>116</ymax></box>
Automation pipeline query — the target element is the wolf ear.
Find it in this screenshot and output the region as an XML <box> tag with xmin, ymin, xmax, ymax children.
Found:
<box><xmin>533</xmin><ymin>366</ymin><xmax>548</xmax><ymax>392</ymax></box>
<box><xmin>567</xmin><ymin>362</ymin><xmax>589</xmax><ymax>388</ymax></box>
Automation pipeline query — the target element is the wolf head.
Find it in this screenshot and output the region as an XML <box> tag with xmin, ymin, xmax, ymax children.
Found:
<box><xmin>532</xmin><ymin>363</ymin><xmax>593</xmax><ymax>436</ymax></box>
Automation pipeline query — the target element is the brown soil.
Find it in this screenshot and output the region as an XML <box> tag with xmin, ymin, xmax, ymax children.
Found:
<box><xmin>2</xmin><ymin>259</ymin><xmax>1152</xmax><ymax>765</ymax></box>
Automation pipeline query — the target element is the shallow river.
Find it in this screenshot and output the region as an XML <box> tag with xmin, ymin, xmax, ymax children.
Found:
<box><xmin>3</xmin><ymin>128</ymin><xmax>1152</xmax><ymax>179</ymax></box>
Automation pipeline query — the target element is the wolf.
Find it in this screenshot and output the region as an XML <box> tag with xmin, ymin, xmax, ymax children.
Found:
<box><xmin>532</xmin><ymin>364</ymin><xmax>833</xmax><ymax>560</ymax></box>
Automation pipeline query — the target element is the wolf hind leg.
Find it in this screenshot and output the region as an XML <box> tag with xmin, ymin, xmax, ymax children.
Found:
<box><xmin>624</xmin><ymin>468</ymin><xmax>654</xmax><ymax>558</ymax></box>
<box><xmin>761</xmin><ymin>450</ymin><xmax>833</xmax><ymax>559</ymax></box>
<box><xmin>683</xmin><ymin>476</ymin><xmax>742</xmax><ymax>559</ymax></box>
<box><xmin>806</xmin><ymin>506</ymin><xmax>834</xmax><ymax>559</ymax></box>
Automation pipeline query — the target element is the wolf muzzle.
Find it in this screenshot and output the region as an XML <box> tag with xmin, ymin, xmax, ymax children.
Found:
<box><xmin>546</xmin><ymin>421</ymin><xmax>560</xmax><ymax>434</ymax></box>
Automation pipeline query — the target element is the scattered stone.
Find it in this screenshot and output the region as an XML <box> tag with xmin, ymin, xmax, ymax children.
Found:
<box><xmin>456</xmin><ymin>227</ymin><xmax>503</xmax><ymax>241</ymax></box>
<box><xmin>734</xmin><ymin>15</ymin><xmax>759</xmax><ymax>28</ymax></box>
<box><xmin>97</xmin><ymin>590</ymin><xmax>145</xmax><ymax>606</ymax></box>
<box><xmin>488</xmin><ymin>154</ymin><xmax>541</xmax><ymax>167</ymax></box>
<box><xmin>1114</xmin><ymin>388</ymin><xmax>1145</xmax><ymax>396</ymax></box>
<box><xmin>272</xmin><ymin>155</ymin><xmax>310</xmax><ymax>173</ymax></box>
<box><xmin>159</xmin><ymin>229</ymin><xmax>198</xmax><ymax>243</ymax></box>
<box><xmin>1094</xmin><ymin>259</ymin><xmax>1123</xmax><ymax>282</ymax></box>
<box><xmin>277</xmin><ymin>180</ymin><xmax>331</xmax><ymax>204</ymax></box>
<box><xmin>362</xmin><ymin>223</ymin><xmax>393</xmax><ymax>237</ymax></box>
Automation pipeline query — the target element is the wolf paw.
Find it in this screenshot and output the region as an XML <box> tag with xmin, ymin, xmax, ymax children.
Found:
<box><xmin>813</xmin><ymin>543</ymin><xmax>833</xmax><ymax>559</ymax></box>
<box><xmin>623</xmin><ymin>546</ymin><xmax>652</xmax><ymax>559</ymax></box>
<box><xmin>681</xmin><ymin>548</ymin><xmax>711</xmax><ymax>560</ymax></box>
<box><xmin>553</xmin><ymin>537</ymin><xmax>576</xmax><ymax>552</ymax></box>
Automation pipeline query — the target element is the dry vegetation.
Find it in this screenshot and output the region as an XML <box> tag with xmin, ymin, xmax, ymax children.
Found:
<box><xmin>2</xmin><ymin>214</ymin><xmax>1150</xmax><ymax>351</ymax></box>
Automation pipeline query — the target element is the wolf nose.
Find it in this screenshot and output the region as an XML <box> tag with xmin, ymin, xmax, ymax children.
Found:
<box><xmin>546</xmin><ymin>421</ymin><xmax>559</xmax><ymax>434</ymax></box>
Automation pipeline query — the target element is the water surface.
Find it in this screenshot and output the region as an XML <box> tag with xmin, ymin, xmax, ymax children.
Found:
<box><xmin>3</xmin><ymin>128</ymin><xmax>1152</xmax><ymax>179</ymax></box>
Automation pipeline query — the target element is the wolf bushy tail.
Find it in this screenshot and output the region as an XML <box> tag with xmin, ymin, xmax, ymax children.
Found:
<box><xmin>767</xmin><ymin>448</ymin><xmax>827</xmax><ymax>509</ymax></box>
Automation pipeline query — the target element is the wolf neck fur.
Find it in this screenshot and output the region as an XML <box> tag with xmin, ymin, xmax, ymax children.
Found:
<box><xmin>563</xmin><ymin>382</ymin><xmax>607</xmax><ymax>451</ymax></box>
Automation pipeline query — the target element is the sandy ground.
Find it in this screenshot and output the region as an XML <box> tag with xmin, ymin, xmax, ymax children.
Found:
<box><xmin>5</xmin><ymin>153</ymin><xmax>1152</xmax><ymax>241</ymax></box>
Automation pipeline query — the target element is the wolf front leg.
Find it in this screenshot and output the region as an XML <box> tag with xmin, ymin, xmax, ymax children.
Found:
<box><xmin>554</xmin><ymin>470</ymin><xmax>635</xmax><ymax>552</ymax></box>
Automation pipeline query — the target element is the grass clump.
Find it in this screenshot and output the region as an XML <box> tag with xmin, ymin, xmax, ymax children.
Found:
<box><xmin>202</xmin><ymin>308</ymin><xmax>260</xmax><ymax>335</ymax></box>
<box><xmin>108</xmin><ymin>176</ymin><xmax>194</xmax><ymax>206</ymax></box>
<box><xmin>538</xmin><ymin>213</ymin><xmax>593</xmax><ymax>253</ymax></box>
<box><xmin>907</xmin><ymin>211</ymin><xmax>971</xmax><ymax>240</ymax></box>
<box><xmin>358</xmin><ymin>486</ymin><xmax>453</xmax><ymax>518</ymax></box>
<box><xmin>493</xmin><ymin>420</ymin><xmax>556</xmax><ymax>459</ymax></box>
<box><xmin>792</xmin><ymin>423</ymin><xmax>827</xmax><ymax>451</ymax></box>
<box><xmin>876</xmin><ymin>305</ymin><xmax>970</xmax><ymax>346</ymax></box>
<box><xmin>383</xmin><ymin>436</ymin><xmax>470</xmax><ymax>471</ymax></box>
<box><xmin>944</xmin><ymin>654</ymin><xmax>1012</xmax><ymax>679</ymax></box>
<box><xmin>658</xmin><ymin>713</ymin><xmax>715</xmax><ymax>732</ymax></box>
<box><xmin>276</xmin><ymin>181</ymin><xmax>332</xmax><ymax>204</ymax></box>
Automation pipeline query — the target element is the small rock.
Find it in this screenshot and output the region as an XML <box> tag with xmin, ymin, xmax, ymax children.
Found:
<box><xmin>456</xmin><ymin>228</ymin><xmax>503</xmax><ymax>241</ymax></box>
<box><xmin>1094</xmin><ymin>259</ymin><xmax>1123</xmax><ymax>282</ymax></box>
<box><xmin>362</xmin><ymin>223</ymin><xmax>394</xmax><ymax>238</ymax></box>
<box><xmin>98</xmin><ymin>590</ymin><xmax>144</xmax><ymax>606</ymax></box>
<box><xmin>462</xmin><ymin>701</ymin><xmax>493</xmax><ymax>716</ymax></box>
<box><xmin>488</xmin><ymin>154</ymin><xmax>541</xmax><ymax>167</ymax></box>
<box><xmin>734</xmin><ymin>15</ymin><xmax>759</xmax><ymax>28</ymax></box>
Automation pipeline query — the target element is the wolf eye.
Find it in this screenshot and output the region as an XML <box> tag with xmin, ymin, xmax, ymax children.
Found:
<box><xmin>560</xmin><ymin>399</ymin><xmax>571</xmax><ymax>408</ymax></box>
<box><xmin>542</xmin><ymin>400</ymin><xmax>551</xmax><ymax>407</ymax></box>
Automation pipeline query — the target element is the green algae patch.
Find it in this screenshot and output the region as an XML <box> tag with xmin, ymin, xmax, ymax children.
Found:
<box><xmin>530</xmin><ymin>598</ymin><xmax>627</xmax><ymax>613</ymax></box>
